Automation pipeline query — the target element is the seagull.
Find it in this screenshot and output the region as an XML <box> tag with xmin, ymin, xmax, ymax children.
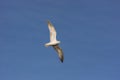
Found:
<box><xmin>45</xmin><ymin>20</ymin><xmax>64</xmax><ymax>63</ymax></box>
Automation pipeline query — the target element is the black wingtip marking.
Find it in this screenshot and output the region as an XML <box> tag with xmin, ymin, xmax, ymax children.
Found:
<box><xmin>61</xmin><ymin>59</ymin><xmax>63</xmax><ymax>63</ymax></box>
<box><xmin>60</xmin><ymin>55</ymin><xmax>64</xmax><ymax>63</ymax></box>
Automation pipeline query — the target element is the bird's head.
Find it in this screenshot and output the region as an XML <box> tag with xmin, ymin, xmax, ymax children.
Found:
<box><xmin>45</xmin><ymin>43</ymin><xmax>49</xmax><ymax>47</ymax></box>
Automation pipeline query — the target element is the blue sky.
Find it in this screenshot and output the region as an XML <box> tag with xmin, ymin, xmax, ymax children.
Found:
<box><xmin>0</xmin><ymin>0</ymin><xmax>120</xmax><ymax>80</ymax></box>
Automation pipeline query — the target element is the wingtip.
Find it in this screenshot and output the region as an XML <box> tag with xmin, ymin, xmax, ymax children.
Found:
<box><xmin>60</xmin><ymin>57</ymin><xmax>64</xmax><ymax>63</ymax></box>
<box><xmin>46</xmin><ymin>20</ymin><xmax>51</xmax><ymax>24</ymax></box>
<box><xmin>60</xmin><ymin>59</ymin><xmax>64</xmax><ymax>63</ymax></box>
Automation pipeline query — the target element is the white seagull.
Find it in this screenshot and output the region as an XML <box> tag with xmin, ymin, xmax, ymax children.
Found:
<box><xmin>45</xmin><ymin>20</ymin><xmax>64</xmax><ymax>63</ymax></box>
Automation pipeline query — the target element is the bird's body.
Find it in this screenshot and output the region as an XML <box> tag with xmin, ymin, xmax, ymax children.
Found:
<box><xmin>45</xmin><ymin>41</ymin><xmax>60</xmax><ymax>47</ymax></box>
<box><xmin>45</xmin><ymin>20</ymin><xmax>64</xmax><ymax>63</ymax></box>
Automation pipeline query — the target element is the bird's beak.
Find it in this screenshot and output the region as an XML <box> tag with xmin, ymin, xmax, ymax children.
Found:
<box><xmin>45</xmin><ymin>44</ymin><xmax>49</xmax><ymax>47</ymax></box>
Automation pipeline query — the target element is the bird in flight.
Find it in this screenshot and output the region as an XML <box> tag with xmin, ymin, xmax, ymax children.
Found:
<box><xmin>45</xmin><ymin>20</ymin><xmax>64</xmax><ymax>63</ymax></box>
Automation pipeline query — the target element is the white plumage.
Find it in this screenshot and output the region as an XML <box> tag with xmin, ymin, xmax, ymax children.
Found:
<box><xmin>45</xmin><ymin>20</ymin><xmax>64</xmax><ymax>63</ymax></box>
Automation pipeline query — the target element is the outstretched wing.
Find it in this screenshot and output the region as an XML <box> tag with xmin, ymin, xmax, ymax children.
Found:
<box><xmin>52</xmin><ymin>45</ymin><xmax>64</xmax><ymax>63</ymax></box>
<box><xmin>47</xmin><ymin>20</ymin><xmax>57</xmax><ymax>42</ymax></box>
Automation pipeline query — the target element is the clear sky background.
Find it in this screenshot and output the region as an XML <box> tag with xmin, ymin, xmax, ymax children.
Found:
<box><xmin>0</xmin><ymin>0</ymin><xmax>120</xmax><ymax>80</ymax></box>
